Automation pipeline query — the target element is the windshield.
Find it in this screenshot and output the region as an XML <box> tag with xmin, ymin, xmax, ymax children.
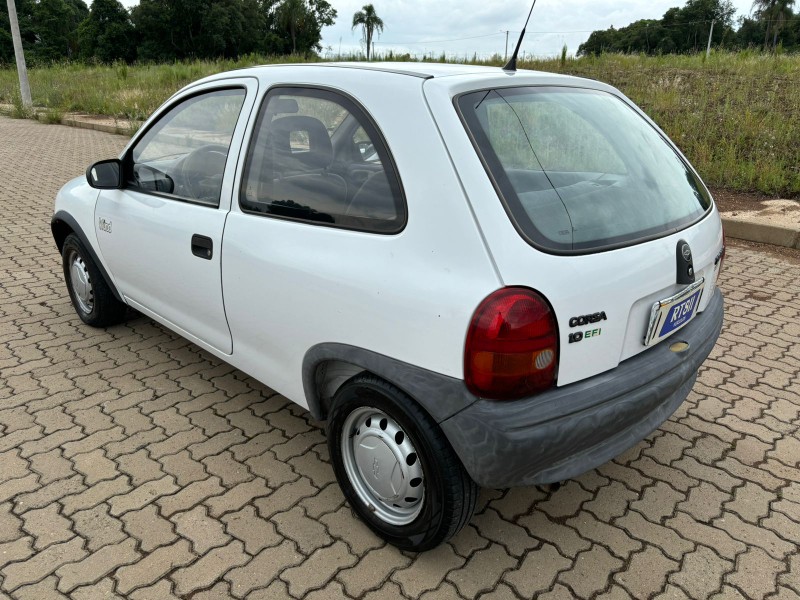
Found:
<box><xmin>457</xmin><ymin>87</ymin><xmax>712</xmax><ymax>253</ymax></box>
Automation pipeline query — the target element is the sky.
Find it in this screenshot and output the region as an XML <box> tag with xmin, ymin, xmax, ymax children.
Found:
<box><xmin>118</xmin><ymin>0</ymin><xmax>757</xmax><ymax>58</ymax></box>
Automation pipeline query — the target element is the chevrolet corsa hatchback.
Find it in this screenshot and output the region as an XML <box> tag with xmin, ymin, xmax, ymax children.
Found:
<box><xmin>52</xmin><ymin>62</ymin><xmax>725</xmax><ymax>551</ymax></box>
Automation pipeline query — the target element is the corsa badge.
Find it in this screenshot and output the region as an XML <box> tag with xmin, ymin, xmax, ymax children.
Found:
<box><xmin>98</xmin><ymin>217</ymin><xmax>112</xmax><ymax>234</ymax></box>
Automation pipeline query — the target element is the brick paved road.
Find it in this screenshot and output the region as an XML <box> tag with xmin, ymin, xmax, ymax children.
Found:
<box><xmin>1</xmin><ymin>115</ymin><xmax>799</xmax><ymax>599</ymax></box>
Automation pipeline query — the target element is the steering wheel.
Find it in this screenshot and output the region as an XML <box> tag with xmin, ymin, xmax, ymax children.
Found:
<box><xmin>180</xmin><ymin>144</ymin><xmax>229</xmax><ymax>201</ymax></box>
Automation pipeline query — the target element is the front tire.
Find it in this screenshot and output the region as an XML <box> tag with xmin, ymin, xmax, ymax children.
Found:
<box><xmin>62</xmin><ymin>233</ymin><xmax>127</xmax><ymax>327</ymax></box>
<box><xmin>328</xmin><ymin>375</ymin><xmax>478</xmax><ymax>551</ymax></box>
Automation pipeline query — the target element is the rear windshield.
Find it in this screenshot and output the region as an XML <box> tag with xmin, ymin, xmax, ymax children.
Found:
<box><xmin>457</xmin><ymin>87</ymin><xmax>712</xmax><ymax>253</ymax></box>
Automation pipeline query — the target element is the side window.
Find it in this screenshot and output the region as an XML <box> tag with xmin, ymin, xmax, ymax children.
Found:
<box><xmin>240</xmin><ymin>87</ymin><xmax>405</xmax><ymax>233</ymax></box>
<box><xmin>128</xmin><ymin>88</ymin><xmax>246</xmax><ymax>206</ymax></box>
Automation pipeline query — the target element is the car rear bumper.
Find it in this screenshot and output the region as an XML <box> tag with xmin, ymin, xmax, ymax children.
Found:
<box><xmin>440</xmin><ymin>287</ymin><xmax>724</xmax><ymax>489</ymax></box>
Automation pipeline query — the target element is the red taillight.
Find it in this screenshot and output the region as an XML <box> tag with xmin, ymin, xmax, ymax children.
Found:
<box><xmin>464</xmin><ymin>287</ymin><xmax>559</xmax><ymax>400</ymax></box>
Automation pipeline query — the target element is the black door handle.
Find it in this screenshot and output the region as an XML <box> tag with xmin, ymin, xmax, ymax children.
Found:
<box><xmin>191</xmin><ymin>234</ymin><xmax>213</xmax><ymax>260</ymax></box>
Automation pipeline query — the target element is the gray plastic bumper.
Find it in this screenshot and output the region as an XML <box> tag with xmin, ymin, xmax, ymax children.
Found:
<box><xmin>440</xmin><ymin>288</ymin><xmax>724</xmax><ymax>489</ymax></box>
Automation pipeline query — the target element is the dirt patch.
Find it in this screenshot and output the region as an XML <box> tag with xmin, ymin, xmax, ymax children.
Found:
<box><xmin>711</xmin><ymin>188</ymin><xmax>800</xmax><ymax>215</ymax></box>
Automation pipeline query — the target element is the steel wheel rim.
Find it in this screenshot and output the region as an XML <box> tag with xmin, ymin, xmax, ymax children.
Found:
<box><xmin>69</xmin><ymin>252</ymin><xmax>93</xmax><ymax>314</ymax></box>
<box><xmin>341</xmin><ymin>406</ymin><xmax>425</xmax><ymax>526</ymax></box>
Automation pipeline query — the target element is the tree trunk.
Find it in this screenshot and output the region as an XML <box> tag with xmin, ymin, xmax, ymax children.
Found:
<box><xmin>764</xmin><ymin>20</ymin><xmax>771</xmax><ymax>51</ymax></box>
<box><xmin>366</xmin><ymin>28</ymin><xmax>372</xmax><ymax>60</ymax></box>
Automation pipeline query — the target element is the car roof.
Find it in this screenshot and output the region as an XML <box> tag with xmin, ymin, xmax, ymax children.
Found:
<box><xmin>181</xmin><ymin>62</ymin><xmax>615</xmax><ymax>101</ymax></box>
<box><xmin>319</xmin><ymin>62</ymin><xmax>512</xmax><ymax>78</ymax></box>
<box><xmin>197</xmin><ymin>61</ymin><xmax>588</xmax><ymax>84</ymax></box>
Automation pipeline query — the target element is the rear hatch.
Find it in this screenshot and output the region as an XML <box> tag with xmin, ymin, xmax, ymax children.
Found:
<box><xmin>425</xmin><ymin>75</ymin><xmax>724</xmax><ymax>386</ymax></box>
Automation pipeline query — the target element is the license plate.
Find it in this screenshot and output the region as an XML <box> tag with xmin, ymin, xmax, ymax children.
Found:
<box><xmin>644</xmin><ymin>278</ymin><xmax>705</xmax><ymax>347</ymax></box>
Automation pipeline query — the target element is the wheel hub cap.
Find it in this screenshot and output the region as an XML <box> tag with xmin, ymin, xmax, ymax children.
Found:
<box><xmin>69</xmin><ymin>255</ymin><xmax>93</xmax><ymax>313</ymax></box>
<box><xmin>354</xmin><ymin>434</ymin><xmax>403</xmax><ymax>500</ymax></box>
<box><xmin>342</xmin><ymin>407</ymin><xmax>425</xmax><ymax>526</ymax></box>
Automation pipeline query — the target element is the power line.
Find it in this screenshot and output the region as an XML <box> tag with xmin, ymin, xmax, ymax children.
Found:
<box><xmin>369</xmin><ymin>16</ymin><xmax>800</xmax><ymax>48</ymax></box>
<box><xmin>373</xmin><ymin>32</ymin><xmax>504</xmax><ymax>45</ymax></box>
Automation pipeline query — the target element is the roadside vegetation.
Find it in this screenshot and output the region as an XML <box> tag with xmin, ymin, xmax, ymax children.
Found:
<box><xmin>1</xmin><ymin>51</ymin><xmax>797</xmax><ymax>197</ymax></box>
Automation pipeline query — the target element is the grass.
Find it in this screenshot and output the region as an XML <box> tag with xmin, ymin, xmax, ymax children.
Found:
<box><xmin>0</xmin><ymin>51</ymin><xmax>798</xmax><ymax>197</ymax></box>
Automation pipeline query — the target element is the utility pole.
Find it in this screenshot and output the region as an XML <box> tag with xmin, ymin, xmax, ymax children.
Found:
<box><xmin>503</xmin><ymin>30</ymin><xmax>509</xmax><ymax>60</ymax></box>
<box><xmin>6</xmin><ymin>0</ymin><xmax>31</xmax><ymax>108</ymax></box>
<box><xmin>706</xmin><ymin>18</ymin><xmax>715</xmax><ymax>57</ymax></box>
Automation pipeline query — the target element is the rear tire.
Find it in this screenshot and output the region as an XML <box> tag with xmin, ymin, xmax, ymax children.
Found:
<box><xmin>327</xmin><ymin>374</ymin><xmax>478</xmax><ymax>551</ymax></box>
<box><xmin>62</xmin><ymin>233</ymin><xmax>127</xmax><ymax>327</ymax></box>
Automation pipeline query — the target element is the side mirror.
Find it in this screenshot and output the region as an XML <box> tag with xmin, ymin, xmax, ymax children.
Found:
<box><xmin>86</xmin><ymin>159</ymin><xmax>123</xmax><ymax>189</ymax></box>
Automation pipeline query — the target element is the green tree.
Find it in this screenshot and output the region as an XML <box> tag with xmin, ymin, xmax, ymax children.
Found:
<box><xmin>77</xmin><ymin>0</ymin><xmax>135</xmax><ymax>62</ymax></box>
<box><xmin>752</xmin><ymin>0</ymin><xmax>796</xmax><ymax>49</ymax></box>
<box><xmin>352</xmin><ymin>3</ymin><xmax>383</xmax><ymax>60</ymax></box>
<box><xmin>269</xmin><ymin>0</ymin><xmax>336</xmax><ymax>55</ymax></box>
<box><xmin>132</xmin><ymin>0</ymin><xmax>266</xmax><ymax>60</ymax></box>
<box><xmin>578</xmin><ymin>0</ymin><xmax>735</xmax><ymax>55</ymax></box>
<box><xmin>0</xmin><ymin>5</ymin><xmax>13</xmax><ymax>63</ymax></box>
<box><xmin>276</xmin><ymin>0</ymin><xmax>304</xmax><ymax>53</ymax></box>
<box><xmin>12</xmin><ymin>0</ymin><xmax>89</xmax><ymax>62</ymax></box>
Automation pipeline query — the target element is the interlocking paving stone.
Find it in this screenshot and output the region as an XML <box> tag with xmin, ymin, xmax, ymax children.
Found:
<box><xmin>670</xmin><ymin>545</ymin><xmax>734</xmax><ymax>600</ymax></box>
<box><xmin>120</xmin><ymin>504</ymin><xmax>177</xmax><ymax>552</ymax></box>
<box><xmin>172</xmin><ymin>505</ymin><xmax>230</xmax><ymax>554</ymax></box>
<box><xmin>614</xmin><ymin>545</ymin><xmax>680</xmax><ymax>599</ymax></box>
<box><xmin>20</xmin><ymin>504</ymin><xmax>72</xmax><ymax>550</ymax></box>
<box><xmin>1</xmin><ymin>115</ymin><xmax>799</xmax><ymax>599</ymax></box>
<box><xmin>221</xmin><ymin>505</ymin><xmax>282</xmax><ymax>554</ymax></box>
<box><xmin>54</xmin><ymin>537</ymin><xmax>139</xmax><ymax>593</ymax></box>
<box><xmin>114</xmin><ymin>539</ymin><xmax>194</xmax><ymax>595</ymax></box>
<box><xmin>558</xmin><ymin>545</ymin><xmax>623</xmax><ymax>597</ymax></box>
<box><xmin>170</xmin><ymin>540</ymin><xmax>249</xmax><ymax>596</ymax></box>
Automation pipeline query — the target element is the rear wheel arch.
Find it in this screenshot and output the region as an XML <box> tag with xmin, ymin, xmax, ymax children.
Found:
<box><xmin>312</xmin><ymin>359</ymin><xmax>367</xmax><ymax>420</ymax></box>
<box><xmin>326</xmin><ymin>372</ymin><xmax>479</xmax><ymax>550</ymax></box>
<box><xmin>301</xmin><ymin>343</ymin><xmax>477</xmax><ymax>423</ymax></box>
<box><xmin>305</xmin><ymin>358</ymin><xmax>427</xmax><ymax>424</ymax></box>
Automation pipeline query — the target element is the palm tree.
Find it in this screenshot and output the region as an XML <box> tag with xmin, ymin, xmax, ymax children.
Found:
<box><xmin>352</xmin><ymin>4</ymin><xmax>384</xmax><ymax>60</ymax></box>
<box><xmin>278</xmin><ymin>0</ymin><xmax>306</xmax><ymax>54</ymax></box>
<box><xmin>752</xmin><ymin>0</ymin><xmax>796</xmax><ymax>50</ymax></box>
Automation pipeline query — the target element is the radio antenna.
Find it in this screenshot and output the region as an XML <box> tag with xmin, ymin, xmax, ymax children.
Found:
<box><xmin>502</xmin><ymin>0</ymin><xmax>537</xmax><ymax>72</ymax></box>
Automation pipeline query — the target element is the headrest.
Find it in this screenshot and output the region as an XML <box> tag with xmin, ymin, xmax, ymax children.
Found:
<box><xmin>267</xmin><ymin>116</ymin><xmax>333</xmax><ymax>171</ymax></box>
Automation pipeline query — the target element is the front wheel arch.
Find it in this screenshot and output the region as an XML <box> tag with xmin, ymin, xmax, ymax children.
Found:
<box><xmin>51</xmin><ymin>211</ymin><xmax>124</xmax><ymax>304</ymax></box>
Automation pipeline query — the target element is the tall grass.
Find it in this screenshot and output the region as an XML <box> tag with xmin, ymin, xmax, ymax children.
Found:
<box><xmin>0</xmin><ymin>51</ymin><xmax>798</xmax><ymax>197</ymax></box>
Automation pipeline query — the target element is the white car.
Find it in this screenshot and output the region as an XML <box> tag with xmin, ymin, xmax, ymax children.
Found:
<box><xmin>52</xmin><ymin>62</ymin><xmax>725</xmax><ymax>551</ymax></box>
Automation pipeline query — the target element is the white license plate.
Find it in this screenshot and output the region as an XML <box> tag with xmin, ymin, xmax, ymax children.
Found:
<box><xmin>644</xmin><ymin>278</ymin><xmax>705</xmax><ymax>347</ymax></box>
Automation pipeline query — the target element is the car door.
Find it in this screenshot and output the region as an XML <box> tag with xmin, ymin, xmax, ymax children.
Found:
<box><xmin>222</xmin><ymin>85</ymin><xmax>410</xmax><ymax>401</ymax></box>
<box><xmin>95</xmin><ymin>78</ymin><xmax>257</xmax><ymax>354</ymax></box>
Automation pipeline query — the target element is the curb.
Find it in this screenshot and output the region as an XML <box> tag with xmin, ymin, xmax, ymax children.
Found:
<box><xmin>61</xmin><ymin>116</ymin><xmax>137</xmax><ymax>137</ymax></box>
<box><xmin>0</xmin><ymin>104</ymin><xmax>138</xmax><ymax>137</ymax></box>
<box><xmin>721</xmin><ymin>217</ymin><xmax>800</xmax><ymax>250</ymax></box>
